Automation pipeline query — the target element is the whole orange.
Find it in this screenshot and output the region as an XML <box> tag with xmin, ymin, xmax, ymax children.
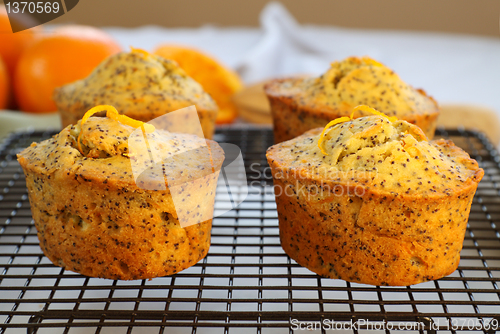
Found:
<box><xmin>0</xmin><ymin>57</ymin><xmax>9</xmax><ymax>109</ymax></box>
<box><xmin>0</xmin><ymin>5</ymin><xmax>39</xmax><ymax>108</ymax></box>
<box><xmin>14</xmin><ymin>25</ymin><xmax>121</xmax><ymax>113</ymax></box>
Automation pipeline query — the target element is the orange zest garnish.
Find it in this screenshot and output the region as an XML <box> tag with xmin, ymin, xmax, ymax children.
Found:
<box><xmin>77</xmin><ymin>105</ymin><xmax>155</xmax><ymax>155</ymax></box>
<box><xmin>349</xmin><ymin>105</ymin><xmax>398</xmax><ymax>122</ymax></box>
<box><xmin>317</xmin><ymin>105</ymin><xmax>397</xmax><ymax>155</ymax></box>
<box><xmin>317</xmin><ymin>117</ymin><xmax>350</xmax><ymax>155</ymax></box>
<box><xmin>130</xmin><ymin>46</ymin><xmax>151</xmax><ymax>58</ymax></box>
<box><xmin>123</xmin><ymin>151</ymin><xmax>136</xmax><ymax>158</ymax></box>
<box><xmin>361</xmin><ymin>56</ymin><xmax>383</xmax><ymax>67</ymax></box>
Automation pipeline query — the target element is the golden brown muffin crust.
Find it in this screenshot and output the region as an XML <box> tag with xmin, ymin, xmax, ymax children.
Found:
<box><xmin>18</xmin><ymin>117</ymin><xmax>224</xmax><ymax>280</ymax></box>
<box><xmin>54</xmin><ymin>50</ymin><xmax>219</xmax><ymax>138</ymax></box>
<box><xmin>270</xmin><ymin>116</ymin><xmax>482</xmax><ymax>197</ymax></box>
<box><xmin>266</xmin><ymin>115</ymin><xmax>483</xmax><ymax>286</ymax></box>
<box><xmin>265</xmin><ymin>56</ymin><xmax>439</xmax><ymax>142</ymax></box>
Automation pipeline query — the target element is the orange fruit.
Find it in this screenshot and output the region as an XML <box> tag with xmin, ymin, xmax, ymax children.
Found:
<box><xmin>154</xmin><ymin>45</ymin><xmax>244</xmax><ymax>124</ymax></box>
<box><xmin>0</xmin><ymin>57</ymin><xmax>9</xmax><ymax>109</ymax></box>
<box><xmin>0</xmin><ymin>5</ymin><xmax>39</xmax><ymax>108</ymax></box>
<box><xmin>14</xmin><ymin>25</ymin><xmax>121</xmax><ymax>113</ymax></box>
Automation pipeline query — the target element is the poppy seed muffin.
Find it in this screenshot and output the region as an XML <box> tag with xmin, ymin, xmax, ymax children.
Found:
<box><xmin>17</xmin><ymin>110</ymin><xmax>224</xmax><ymax>280</ymax></box>
<box><xmin>265</xmin><ymin>56</ymin><xmax>439</xmax><ymax>143</ymax></box>
<box><xmin>54</xmin><ymin>49</ymin><xmax>219</xmax><ymax>139</ymax></box>
<box><xmin>266</xmin><ymin>108</ymin><xmax>483</xmax><ymax>286</ymax></box>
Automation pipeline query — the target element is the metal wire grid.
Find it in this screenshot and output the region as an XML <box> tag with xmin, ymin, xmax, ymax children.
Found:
<box><xmin>0</xmin><ymin>128</ymin><xmax>499</xmax><ymax>334</ymax></box>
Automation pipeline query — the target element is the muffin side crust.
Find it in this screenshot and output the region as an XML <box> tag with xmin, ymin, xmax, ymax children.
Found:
<box><xmin>266</xmin><ymin>113</ymin><xmax>483</xmax><ymax>286</ymax></box>
<box><xmin>18</xmin><ymin>115</ymin><xmax>224</xmax><ymax>280</ymax></box>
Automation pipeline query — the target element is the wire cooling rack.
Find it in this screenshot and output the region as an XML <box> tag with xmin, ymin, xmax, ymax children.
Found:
<box><xmin>0</xmin><ymin>127</ymin><xmax>500</xmax><ymax>334</ymax></box>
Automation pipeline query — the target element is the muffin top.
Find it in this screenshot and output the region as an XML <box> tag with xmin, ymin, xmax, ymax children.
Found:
<box><xmin>266</xmin><ymin>107</ymin><xmax>483</xmax><ymax>197</ymax></box>
<box><xmin>17</xmin><ymin>107</ymin><xmax>224</xmax><ymax>190</ymax></box>
<box><xmin>265</xmin><ymin>56</ymin><xmax>438</xmax><ymax>117</ymax></box>
<box><xmin>53</xmin><ymin>49</ymin><xmax>218</xmax><ymax>118</ymax></box>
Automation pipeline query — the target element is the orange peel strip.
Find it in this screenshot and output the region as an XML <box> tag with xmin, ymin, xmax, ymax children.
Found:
<box><xmin>317</xmin><ymin>105</ymin><xmax>397</xmax><ymax>155</ymax></box>
<box><xmin>130</xmin><ymin>46</ymin><xmax>151</xmax><ymax>57</ymax></box>
<box><xmin>361</xmin><ymin>56</ymin><xmax>383</xmax><ymax>67</ymax></box>
<box><xmin>77</xmin><ymin>105</ymin><xmax>155</xmax><ymax>155</ymax></box>
<box><xmin>317</xmin><ymin>117</ymin><xmax>350</xmax><ymax>155</ymax></box>
<box><xmin>350</xmin><ymin>105</ymin><xmax>398</xmax><ymax>122</ymax></box>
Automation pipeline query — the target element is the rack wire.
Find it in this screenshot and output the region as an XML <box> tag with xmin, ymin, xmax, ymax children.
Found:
<box><xmin>0</xmin><ymin>127</ymin><xmax>500</xmax><ymax>334</ymax></box>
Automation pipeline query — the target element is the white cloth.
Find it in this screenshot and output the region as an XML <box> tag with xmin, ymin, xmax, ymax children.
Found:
<box><xmin>105</xmin><ymin>1</ymin><xmax>500</xmax><ymax>118</ymax></box>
